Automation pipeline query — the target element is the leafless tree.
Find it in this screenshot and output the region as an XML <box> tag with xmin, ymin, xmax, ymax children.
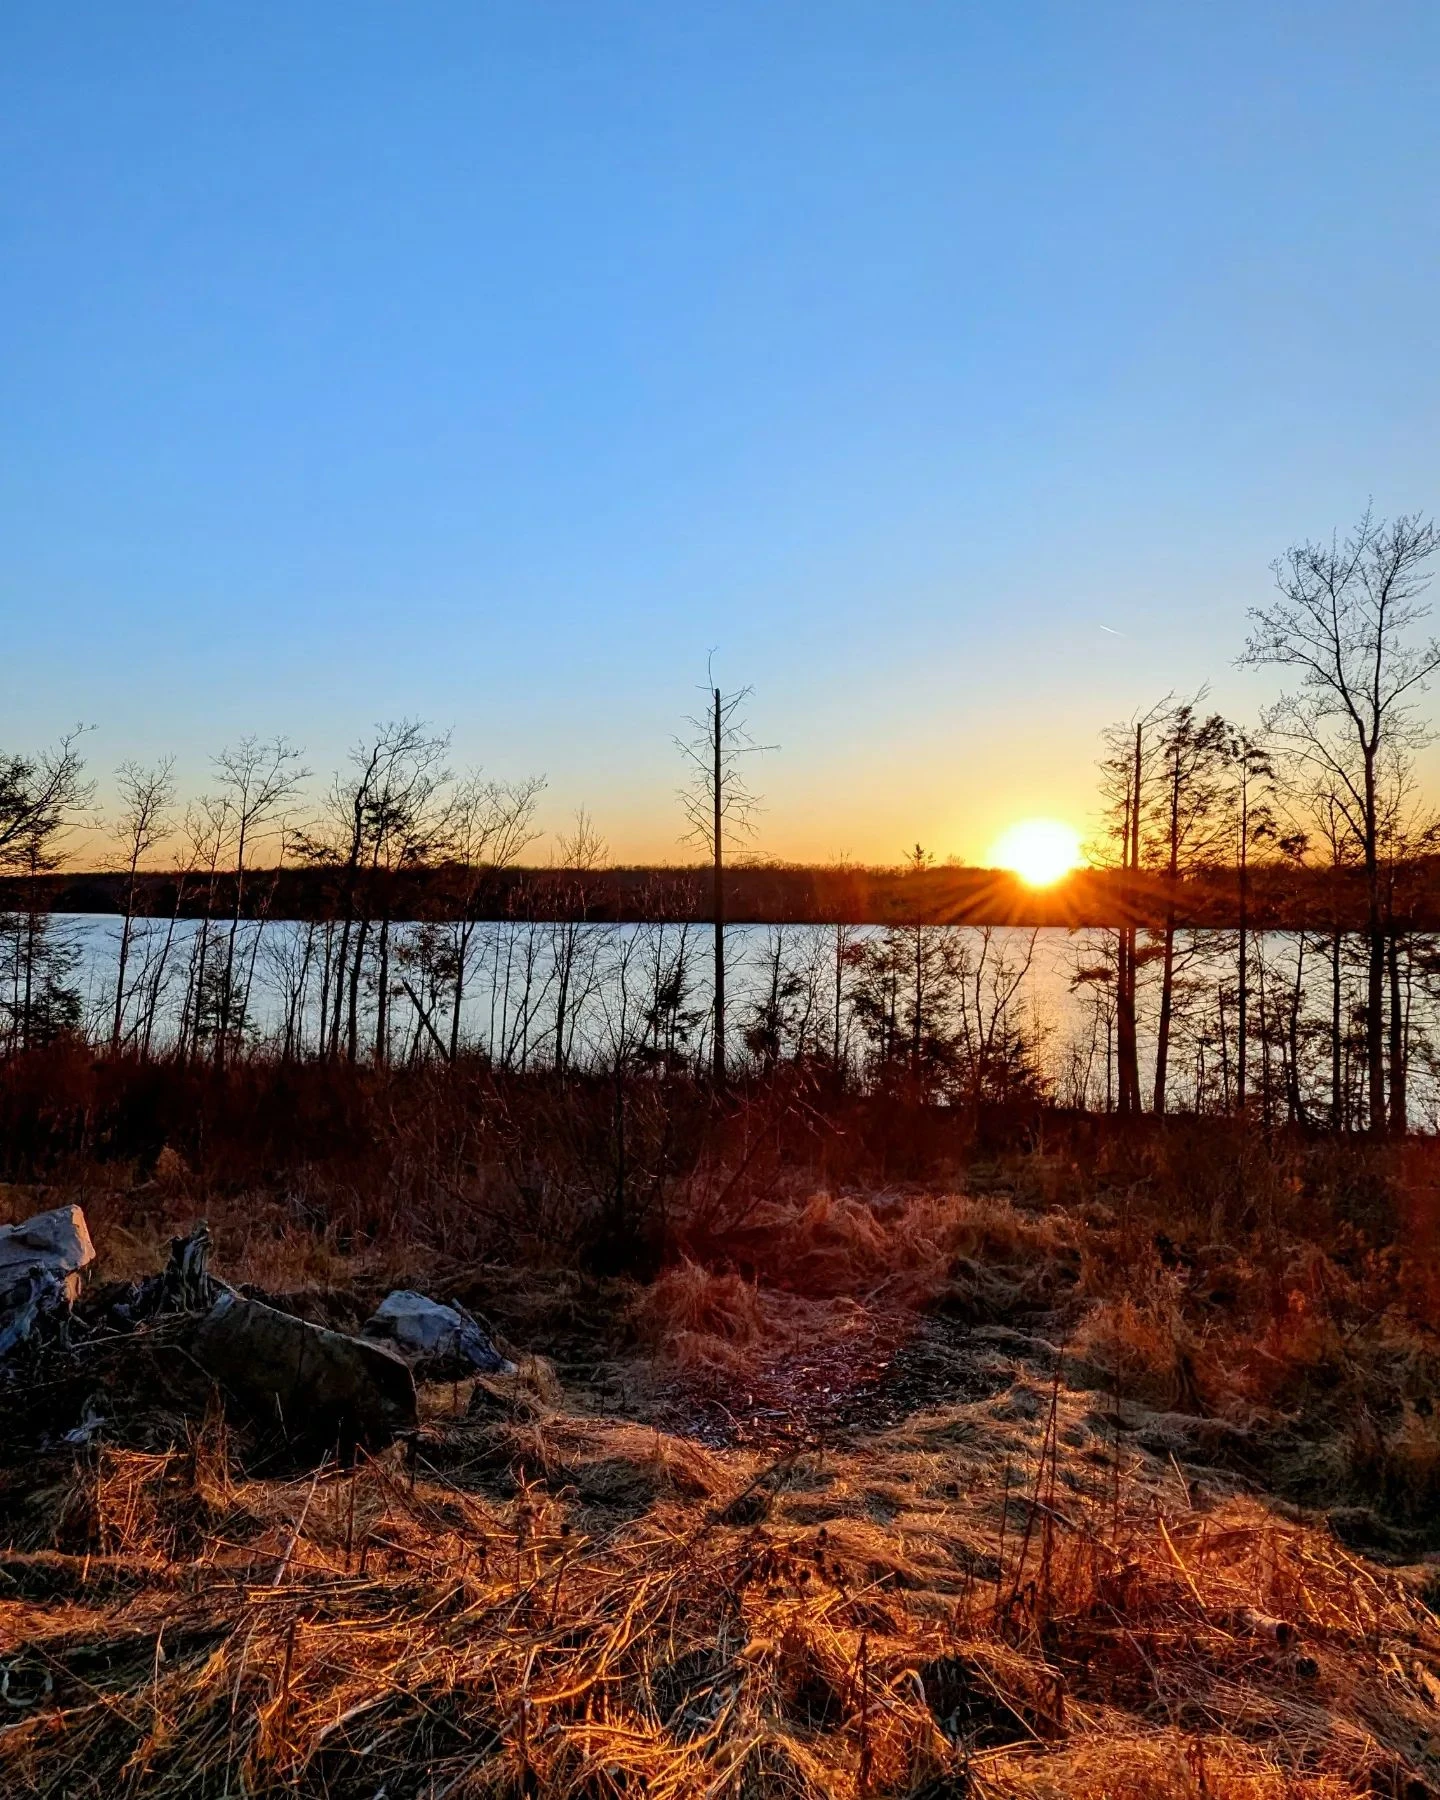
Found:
<box><xmin>1068</xmin><ymin>934</ymin><xmax>1118</xmax><ymax>1111</ymax></box>
<box><xmin>742</xmin><ymin>926</ymin><xmax>807</xmax><ymax>1072</ymax></box>
<box><xmin>176</xmin><ymin>796</ymin><xmax>229</xmax><ymax>1061</ymax></box>
<box><xmin>0</xmin><ymin>731</ymin><xmax>93</xmax><ymax>1054</ymax></box>
<box><xmin>953</xmin><ymin>926</ymin><xmax>1043</xmax><ymax>1104</ymax></box>
<box><xmin>1097</xmin><ymin>701</ymin><xmax>1169</xmax><ymax>1113</ymax></box>
<box><xmin>830</xmin><ymin>921</ymin><xmax>863</xmax><ymax>1079</ymax></box>
<box><xmin>1243</xmin><ymin>507</ymin><xmax>1440</xmax><ymax>1134</ymax></box>
<box><xmin>1146</xmin><ymin>699</ymin><xmax>1228</xmax><ymax>1114</ymax></box>
<box><xmin>107</xmin><ymin>759</ymin><xmax>176</xmax><ymax>1050</ymax></box>
<box><xmin>307</xmin><ymin>723</ymin><xmax>448</xmax><ymax>1063</ymax></box>
<box><xmin>210</xmin><ymin>736</ymin><xmax>308</xmax><ymax>1065</ymax></box>
<box><xmin>0</xmin><ymin>729</ymin><xmax>91</xmax><ymax>868</ymax></box>
<box><xmin>444</xmin><ymin>774</ymin><xmax>544</xmax><ymax>1058</ymax></box>
<box><xmin>1222</xmin><ymin>729</ymin><xmax>1275</xmax><ymax>1110</ymax></box>
<box><xmin>677</xmin><ymin>668</ymin><xmax>772</xmax><ymax>1083</ymax></box>
<box><xmin>548</xmin><ymin>808</ymin><xmax>607</xmax><ymax>1073</ymax></box>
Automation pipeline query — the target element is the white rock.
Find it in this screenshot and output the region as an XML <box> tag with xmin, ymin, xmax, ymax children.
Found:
<box><xmin>0</xmin><ymin>1205</ymin><xmax>94</xmax><ymax>1302</ymax></box>
<box><xmin>363</xmin><ymin>1290</ymin><xmax>515</xmax><ymax>1375</ymax></box>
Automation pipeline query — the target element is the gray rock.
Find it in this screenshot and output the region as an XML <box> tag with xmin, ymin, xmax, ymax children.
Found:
<box><xmin>0</xmin><ymin>1205</ymin><xmax>96</xmax><ymax>1357</ymax></box>
<box><xmin>0</xmin><ymin>1205</ymin><xmax>94</xmax><ymax>1301</ymax></box>
<box><xmin>362</xmin><ymin>1290</ymin><xmax>516</xmax><ymax>1377</ymax></box>
<box><xmin>189</xmin><ymin>1291</ymin><xmax>417</xmax><ymax>1450</ymax></box>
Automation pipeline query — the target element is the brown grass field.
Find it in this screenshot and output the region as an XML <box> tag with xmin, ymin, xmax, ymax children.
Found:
<box><xmin>3</xmin><ymin>1052</ymin><xmax>1440</xmax><ymax>1797</ymax></box>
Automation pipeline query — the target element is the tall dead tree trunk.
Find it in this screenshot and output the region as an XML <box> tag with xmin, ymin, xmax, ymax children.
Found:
<box><xmin>1115</xmin><ymin>723</ymin><xmax>1143</xmax><ymax>1115</ymax></box>
<box><xmin>1388</xmin><ymin>927</ymin><xmax>1407</xmax><ymax>1134</ymax></box>
<box><xmin>677</xmin><ymin>671</ymin><xmax>769</xmax><ymax>1090</ymax></box>
<box><xmin>712</xmin><ymin>686</ymin><xmax>725</xmax><ymax>1086</ymax></box>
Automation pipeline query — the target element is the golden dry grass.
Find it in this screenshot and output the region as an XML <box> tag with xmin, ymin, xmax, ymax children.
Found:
<box><xmin>6</xmin><ymin>1136</ymin><xmax>1440</xmax><ymax>1798</ymax></box>
<box><xmin>2</xmin><ymin>1355</ymin><xmax>1440</xmax><ymax>1799</ymax></box>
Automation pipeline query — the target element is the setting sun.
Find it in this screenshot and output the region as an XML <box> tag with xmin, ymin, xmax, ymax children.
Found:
<box><xmin>988</xmin><ymin>818</ymin><xmax>1083</xmax><ymax>886</ymax></box>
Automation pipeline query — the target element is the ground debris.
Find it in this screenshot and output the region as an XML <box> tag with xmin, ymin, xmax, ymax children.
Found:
<box><xmin>362</xmin><ymin>1287</ymin><xmax>516</xmax><ymax>1377</ymax></box>
<box><xmin>189</xmin><ymin>1289</ymin><xmax>417</xmax><ymax>1452</ymax></box>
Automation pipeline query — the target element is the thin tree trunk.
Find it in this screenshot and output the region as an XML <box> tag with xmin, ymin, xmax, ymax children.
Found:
<box><xmin>1258</xmin><ymin>950</ymin><xmax>1273</xmax><ymax>1130</ymax></box>
<box><xmin>140</xmin><ymin>884</ymin><xmax>185</xmax><ymax>1061</ymax></box>
<box><xmin>712</xmin><ymin>686</ymin><xmax>726</xmax><ymax>1086</ymax></box>
<box><xmin>833</xmin><ymin>925</ymin><xmax>844</xmax><ymax>1075</ymax></box>
<box><xmin>1236</xmin><ymin>781</ymin><xmax>1249</xmax><ymax>1109</ymax></box>
<box><xmin>217</xmin><ymin>818</ymin><xmax>249</xmax><ymax>1071</ymax></box>
<box><xmin>1116</xmin><ymin>723</ymin><xmax>1144</xmax><ymax>1114</ymax></box>
<box><xmin>1364</xmin><ymin>757</ymin><xmax>1386</xmax><ymax>1135</ymax></box>
<box><xmin>374</xmin><ymin>913</ymin><xmax>391</xmax><ymax>1064</ymax></box>
<box><xmin>1330</xmin><ymin>929</ymin><xmax>1343</xmax><ymax>1129</ymax></box>
<box><xmin>1152</xmin><ymin>752</ymin><xmax>1183</xmax><ymax>1115</ymax></box>
<box><xmin>1388</xmin><ymin>929</ymin><xmax>1407</xmax><ymax>1136</ymax></box>
<box><xmin>112</xmin><ymin>859</ymin><xmax>140</xmax><ymax>1052</ymax></box>
<box><xmin>347</xmin><ymin>916</ymin><xmax>370</xmax><ymax>1062</ymax></box>
<box><xmin>21</xmin><ymin>902</ymin><xmax>37</xmax><ymax>1051</ymax></box>
<box><xmin>1286</xmin><ymin>934</ymin><xmax>1306</xmax><ymax>1126</ymax></box>
<box><xmin>1153</xmin><ymin>911</ymin><xmax>1176</xmax><ymax>1114</ymax></box>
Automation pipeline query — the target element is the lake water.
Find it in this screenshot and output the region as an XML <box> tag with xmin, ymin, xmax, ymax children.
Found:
<box><xmin>32</xmin><ymin>913</ymin><xmax>1440</xmax><ymax>1127</ymax></box>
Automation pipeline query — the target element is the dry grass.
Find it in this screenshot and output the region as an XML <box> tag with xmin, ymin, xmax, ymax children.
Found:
<box><xmin>2</xmin><ymin>1365</ymin><xmax>1439</xmax><ymax>1799</ymax></box>
<box><xmin>7</xmin><ymin>1068</ymin><xmax>1440</xmax><ymax>1795</ymax></box>
<box><xmin>704</xmin><ymin>1189</ymin><xmax>1077</xmax><ymax>1309</ymax></box>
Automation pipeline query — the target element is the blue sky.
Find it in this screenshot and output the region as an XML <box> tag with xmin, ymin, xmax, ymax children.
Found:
<box><xmin>2</xmin><ymin>3</ymin><xmax>1438</xmax><ymax>862</ymax></box>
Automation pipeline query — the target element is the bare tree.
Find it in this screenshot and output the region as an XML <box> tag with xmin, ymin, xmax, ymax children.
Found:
<box><xmin>135</xmin><ymin>828</ymin><xmax>201</xmax><ymax>1060</ymax></box>
<box><xmin>742</xmin><ymin>926</ymin><xmax>807</xmax><ymax>1072</ymax></box>
<box><xmin>211</xmin><ymin>736</ymin><xmax>308</xmax><ymax>1066</ymax></box>
<box><xmin>1243</xmin><ymin>507</ymin><xmax>1440</xmax><ymax>1134</ymax></box>
<box><xmin>1222</xmin><ymin>730</ymin><xmax>1274</xmax><ymax>1110</ymax></box>
<box><xmin>0</xmin><ymin>729</ymin><xmax>91</xmax><ymax>868</ymax></box>
<box><xmin>830</xmin><ymin>920</ymin><xmax>862</xmax><ymax>1079</ymax></box>
<box><xmin>1146</xmin><ymin>699</ymin><xmax>1228</xmax><ymax>1114</ymax></box>
<box><xmin>0</xmin><ymin>732</ymin><xmax>93</xmax><ymax>1054</ymax></box>
<box><xmin>306</xmin><ymin>723</ymin><xmax>448</xmax><ymax>1063</ymax></box>
<box><xmin>1097</xmin><ymin>701</ymin><xmax>1168</xmax><ymax>1113</ymax></box>
<box><xmin>952</xmin><ymin>925</ymin><xmax>1043</xmax><ymax>1104</ymax></box>
<box><xmin>676</xmin><ymin>668</ymin><xmax>771</xmax><ymax>1084</ymax></box>
<box><xmin>1069</xmin><ymin>933</ymin><xmax>1119</xmax><ymax>1111</ymax></box>
<box><xmin>441</xmin><ymin>774</ymin><xmax>544</xmax><ymax>1061</ymax></box>
<box><xmin>175</xmin><ymin>797</ymin><xmax>227</xmax><ymax>1061</ymax></box>
<box><xmin>549</xmin><ymin>808</ymin><xmax>607</xmax><ymax>1073</ymax></box>
<box><xmin>108</xmin><ymin>759</ymin><xmax>176</xmax><ymax>1051</ymax></box>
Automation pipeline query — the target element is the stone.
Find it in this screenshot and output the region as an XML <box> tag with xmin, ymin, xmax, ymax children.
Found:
<box><xmin>189</xmin><ymin>1291</ymin><xmax>416</xmax><ymax>1451</ymax></box>
<box><xmin>362</xmin><ymin>1290</ymin><xmax>516</xmax><ymax>1378</ymax></box>
<box><xmin>0</xmin><ymin>1205</ymin><xmax>94</xmax><ymax>1303</ymax></box>
<box><xmin>0</xmin><ymin>1205</ymin><xmax>96</xmax><ymax>1358</ymax></box>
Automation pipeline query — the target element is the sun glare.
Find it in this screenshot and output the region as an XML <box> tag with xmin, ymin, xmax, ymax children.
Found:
<box><xmin>989</xmin><ymin>818</ymin><xmax>1083</xmax><ymax>887</ymax></box>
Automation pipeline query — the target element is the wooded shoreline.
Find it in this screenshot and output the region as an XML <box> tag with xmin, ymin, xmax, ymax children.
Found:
<box><xmin>16</xmin><ymin>856</ymin><xmax>1440</xmax><ymax>930</ymax></box>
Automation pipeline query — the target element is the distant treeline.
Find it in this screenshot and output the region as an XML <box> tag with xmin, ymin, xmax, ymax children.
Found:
<box><xmin>14</xmin><ymin>857</ymin><xmax>1440</xmax><ymax>931</ymax></box>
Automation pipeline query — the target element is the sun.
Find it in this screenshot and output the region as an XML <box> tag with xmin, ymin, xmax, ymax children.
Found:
<box><xmin>988</xmin><ymin>818</ymin><xmax>1083</xmax><ymax>887</ymax></box>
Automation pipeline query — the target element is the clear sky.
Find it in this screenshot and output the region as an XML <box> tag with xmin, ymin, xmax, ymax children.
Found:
<box><xmin>3</xmin><ymin>4</ymin><xmax>1438</xmax><ymax>864</ymax></box>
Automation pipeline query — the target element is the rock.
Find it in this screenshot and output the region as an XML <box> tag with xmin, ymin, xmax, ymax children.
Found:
<box><xmin>0</xmin><ymin>1205</ymin><xmax>95</xmax><ymax>1358</ymax></box>
<box><xmin>189</xmin><ymin>1291</ymin><xmax>416</xmax><ymax>1451</ymax></box>
<box><xmin>362</xmin><ymin>1290</ymin><xmax>516</xmax><ymax>1378</ymax></box>
<box><xmin>0</xmin><ymin>1205</ymin><xmax>94</xmax><ymax>1302</ymax></box>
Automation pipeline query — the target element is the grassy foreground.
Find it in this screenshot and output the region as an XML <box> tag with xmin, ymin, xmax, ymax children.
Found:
<box><xmin>2</xmin><ymin>1058</ymin><xmax>1440</xmax><ymax>1796</ymax></box>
